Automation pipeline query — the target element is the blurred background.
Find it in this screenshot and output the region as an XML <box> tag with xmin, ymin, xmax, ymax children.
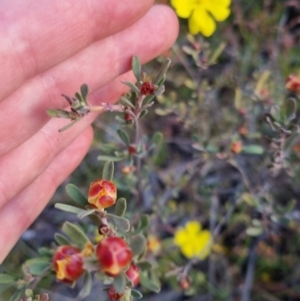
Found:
<box><xmin>3</xmin><ymin>1</ymin><xmax>300</xmax><ymax>300</ymax></box>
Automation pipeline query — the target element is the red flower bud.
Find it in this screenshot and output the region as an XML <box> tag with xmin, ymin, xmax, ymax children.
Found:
<box><xmin>96</xmin><ymin>237</ymin><xmax>132</xmax><ymax>277</ymax></box>
<box><xmin>88</xmin><ymin>179</ymin><xmax>117</xmax><ymax>210</ymax></box>
<box><xmin>140</xmin><ymin>82</ymin><xmax>155</xmax><ymax>95</ymax></box>
<box><xmin>230</xmin><ymin>141</ymin><xmax>243</xmax><ymax>154</ymax></box>
<box><xmin>108</xmin><ymin>286</ymin><xmax>124</xmax><ymax>300</ymax></box>
<box><xmin>128</xmin><ymin>145</ymin><xmax>136</xmax><ymax>155</ymax></box>
<box><xmin>52</xmin><ymin>246</ymin><xmax>84</xmax><ymax>283</ymax></box>
<box><xmin>126</xmin><ymin>263</ymin><xmax>140</xmax><ymax>287</ymax></box>
<box><xmin>124</xmin><ymin>112</ymin><xmax>133</xmax><ymax>122</ymax></box>
<box><xmin>286</xmin><ymin>75</ymin><xmax>300</xmax><ymax>93</ymax></box>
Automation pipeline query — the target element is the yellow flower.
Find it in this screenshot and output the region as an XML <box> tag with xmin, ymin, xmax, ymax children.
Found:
<box><xmin>171</xmin><ymin>0</ymin><xmax>231</xmax><ymax>37</ymax></box>
<box><xmin>174</xmin><ymin>221</ymin><xmax>212</xmax><ymax>259</ymax></box>
<box><xmin>147</xmin><ymin>234</ymin><xmax>162</xmax><ymax>255</ymax></box>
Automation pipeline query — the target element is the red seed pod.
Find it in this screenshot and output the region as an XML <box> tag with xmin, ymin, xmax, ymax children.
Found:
<box><xmin>126</xmin><ymin>263</ymin><xmax>140</xmax><ymax>287</ymax></box>
<box><xmin>52</xmin><ymin>246</ymin><xmax>84</xmax><ymax>283</ymax></box>
<box><xmin>140</xmin><ymin>82</ymin><xmax>155</xmax><ymax>95</ymax></box>
<box><xmin>108</xmin><ymin>286</ymin><xmax>124</xmax><ymax>300</ymax></box>
<box><xmin>88</xmin><ymin>179</ymin><xmax>117</xmax><ymax>210</ymax></box>
<box><xmin>178</xmin><ymin>276</ymin><xmax>191</xmax><ymax>290</ymax></box>
<box><xmin>98</xmin><ymin>224</ymin><xmax>111</xmax><ymax>236</ymax></box>
<box><xmin>96</xmin><ymin>237</ymin><xmax>132</xmax><ymax>277</ymax></box>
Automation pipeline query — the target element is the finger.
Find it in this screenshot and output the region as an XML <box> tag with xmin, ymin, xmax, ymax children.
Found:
<box><xmin>0</xmin><ymin>5</ymin><xmax>179</xmax><ymax>156</ymax></box>
<box><xmin>0</xmin><ymin>126</ymin><xmax>94</xmax><ymax>263</ymax></box>
<box><xmin>0</xmin><ymin>71</ymin><xmax>134</xmax><ymax>210</ymax></box>
<box><xmin>0</xmin><ymin>0</ymin><xmax>154</xmax><ymax>100</ymax></box>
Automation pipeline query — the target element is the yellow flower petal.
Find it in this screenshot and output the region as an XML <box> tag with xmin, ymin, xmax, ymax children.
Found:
<box><xmin>211</xmin><ymin>0</ymin><xmax>231</xmax><ymax>7</ymax></box>
<box><xmin>195</xmin><ymin>230</ymin><xmax>212</xmax><ymax>260</ymax></box>
<box><xmin>174</xmin><ymin>228</ymin><xmax>189</xmax><ymax>246</ymax></box>
<box><xmin>170</xmin><ymin>0</ymin><xmax>197</xmax><ymax>18</ymax></box>
<box><xmin>181</xmin><ymin>244</ymin><xmax>195</xmax><ymax>258</ymax></box>
<box><xmin>185</xmin><ymin>221</ymin><xmax>201</xmax><ymax>235</ymax></box>
<box><xmin>205</xmin><ymin>3</ymin><xmax>230</xmax><ymax>21</ymax></box>
<box><xmin>189</xmin><ymin>7</ymin><xmax>216</xmax><ymax>37</ymax></box>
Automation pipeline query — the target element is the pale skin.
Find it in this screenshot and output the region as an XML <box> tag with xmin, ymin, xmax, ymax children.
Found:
<box><xmin>0</xmin><ymin>0</ymin><xmax>178</xmax><ymax>263</ymax></box>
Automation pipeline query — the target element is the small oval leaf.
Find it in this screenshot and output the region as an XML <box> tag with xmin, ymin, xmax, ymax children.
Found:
<box><xmin>122</xmin><ymin>81</ymin><xmax>140</xmax><ymax>94</ymax></box>
<box><xmin>107</xmin><ymin>214</ymin><xmax>130</xmax><ymax>233</ymax></box>
<box><xmin>78</xmin><ymin>271</ymin><xmax>93</xmax><ymax>298</ymax></box>
<box><xmin>102</xmin><ymin>161</ymin><xmax>114</xmax><ymax>181</ymax></box>
<box><xmin>152</xmin><ymin>132</ymin><xmax>163</xmax><ymax>145</ymax></box>
<box><xmin>136</xmin><ymin>215</ymin><xmax>150</xmax><ymax>233</ymax></box>
<box><xmin>62</xmin><ymin>222</ymin><xmax>90</xmax><ymax>249</ymax></box>
<box><xmin>22</xmin><ymin>258</ymin><xmax>51</xmax><ymax>276</ymax></box>
<box><xmin>130</xmin><ymin>234</ymin><xmax>146</xmax><ymax>257</ymax></box>
<box><xmin>54</xmin><ymin>203</ymin><xmax>85</xmax><ymax>215</ymax></box>
<box><xmin>131</xmin><ymin>289</ymin><xmax>143</xmax><ymax>299</ymax></box>
<box><xmin>117</xmin><ymin>129</ymin><xmax>130</xmax><ymax>146</ymax></box>
<box><xmin>113</xmin><ymin>273</ymin><xmax>126</xmax><ymax>294</ymax></box>
<box><xmin>98</xmin><ymin>155</ymin><xmax>124</xmax><ymax>162</ymax></box>
<box><xmin>114</xmin><ymin>198</ymin><xmax>127</xmax><ymax>217</ymax></box>
<box><xmin>65</xmin><ymin>184</ymin><xmax>87</xmax><ymax>207</ymax></box>
<box><xmin>132</xmin><ymin>56</ymin><xmax>141</xmax><ymax>83</ymax></box>
<box><xmin>137</xmin><ymin>261</ymin><xmax>153</xmax><ymax>270</ymax></box>
<box><xmin>0</xmin><ymin>273</ymin><xmax>17</xmax><ymax>284</ymax></box>
<box><xmin>55</xmin><ymin>233</ymin><xmax>72</xmax><ymax>246</ymax></box>
<box><xmin>80</xmin><ymin>84</ymin><xmax>89</xmax><ymax>101</ymax></box>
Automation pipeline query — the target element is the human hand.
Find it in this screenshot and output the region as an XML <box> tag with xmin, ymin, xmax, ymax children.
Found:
<box><xmin>0</xmin><ymin>0</ymin><xmax>178</xmax><ymax>263</ymax></box>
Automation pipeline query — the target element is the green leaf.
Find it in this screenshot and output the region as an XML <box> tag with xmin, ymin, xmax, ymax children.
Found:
<box><xmin>282</xmin><ymin>97</ymin><xmax>296</xmax><ymax>124</ymax></box>
<box><xmin>246</xmin><ymin>227</ymin><xmax>263</xmax><ymax>236</ymax></box>
<box><xmin>132</xmin><ymin>56</ymin><xmax>141</xmax><ymax>83</ymax></box>
<box><xmin>46</xmin><ymin>109</ymin><xmax>70</xmax><ymax>118</ymax></box>
<box><xmin>140</xmin><ymin>272</ymin><xmax>161</xmax><ymax>293</ymax></box>
<box><xmin>22</xmin><ymin>258</ymin><xmax>51</xmax><ymax>276</ymax></box>
<box><xmin>131</xmin><ymin>289</ymin><xmax>143</xmax><ymax>299</ymax></box>
<box><xmin>154</xmin><ymin>58</ymin><xmax>171</xmax><ymax>85</ymax></box>
<box><xmin>152</xmin><ymin>132</ymin><xmax>163</xmax><ymax>145</ymax></box>
<box><xmin>75</xmin><ymin>92</ymin><xmax>83</xmax><ymax>102</ymax></box>
<box><xmin>122</xmin><ymin>81</ymin><xmax>140</xmax><ymax>94</ymax></box>
<box><xmin>153</xmin><ymin>85</ymin><xmax>165</xmax><ymax>97</ymax></box>
<box><xmin>98</xmin><ymin>155</ymin><xmax>124</xmax><ymax>162</ymax></box>
<box><xmin>114</xmin><ymin>198</ymin><xmax>127</xmax><ymax>217</ymax></box>
<box><xmin>113</xmin><ymin>273</ymin><xmax>126</xmax><ymax>293</ymax></box>
<box><xmin>136</xmin><ymin>215</ymin><xmax>150</xmax><ymax>233</ymax></box>
<box><xmin>58</xmin><ymin>118</ymin><xmax>82</xmax><ymax>132</ymax></box>
<box><xmin>136</xmin><ymin>261</ymin><xmax>153</xmax><ymax>270</ymax></box>
<box><xmin>120</xmin><ymin>96</ymin><xmax>135</xmax><ymax>109</ymax></box>
<box><xmin>274</xmin><ymin>199</ymin><xmax>296</xmax><ymax>215</ymax></box>
<box><xmin>130</xmin><ymin>234</ymin><xmax>146</xmax><ymax>257</ymax></box>
<box><xmin>102</xmin><ymin>161</ymin><xmax>114</xmax><ymax>181</ymax></box>
<box><xmin>80</xmin><ymin>84</ymin><xmax>89</xmax><ymax>101</ymax></box>
<box><xmin>88</xmin><ymin>213</ymin><xmax>101</xmax><ymax>225</ymax></box>
<box><xmin>0</xmin><ymin>274</ymin><xmax>17</xmax><ymax>284</ymax></box>
<box><xmin>55</xmin><ymin>233</ymin><xmax>72</xmax><ymax>246</ymax></box>
<box><xmin>38</xmin><ymin>247</ymin><xmax>53</xmax><ymax>257</ymax></box>
<box><xmin>78</xmin><ymin>271</ymin><xmax>93</xmax><ymax>298</ymax></box>
<box><xmin>10</xmin><ymin>289</ymin><xmax>24</xmax><ymax>301</ymax></box>
<box><xmin>242</xmin><ymin>145</ymin><xmax>264</xmax><ymax>154</ymax></box>
<box><xmin>139</xmin><ymin>109</ymin><xmax>148</xmax><ymax>120</ymax></box>
<box><xmin>117</xmin><ymin>129</ymin><xmax>130</xmax><ymax>146</ymax></box>
<box><xmin>242</xmin><ymin>193</ymin><xmax>259</xmax><ymax>207</ymax></box>
<box><xmin>77</xmin><ymin>209</ymin><xmax>96</xmax><ymax>219</ymax></box>
<box><xmin>62</xmin><ymin>222</ymin><xmax>90</xmax><ymax>249</ymax></box>
<box><xmin>107</xmin><ymin>214</ymin><xmax>130</xmax><ymax>232</ymax></box>
<box><xmin>54</xmin><ymin>203</ymin><xmax>86</xmax><ymax>215</ymax></box>
<box><xmin>65</xmin><ymin>184</ymin><xmax>87</xmax><ymax>207</ymax></box>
